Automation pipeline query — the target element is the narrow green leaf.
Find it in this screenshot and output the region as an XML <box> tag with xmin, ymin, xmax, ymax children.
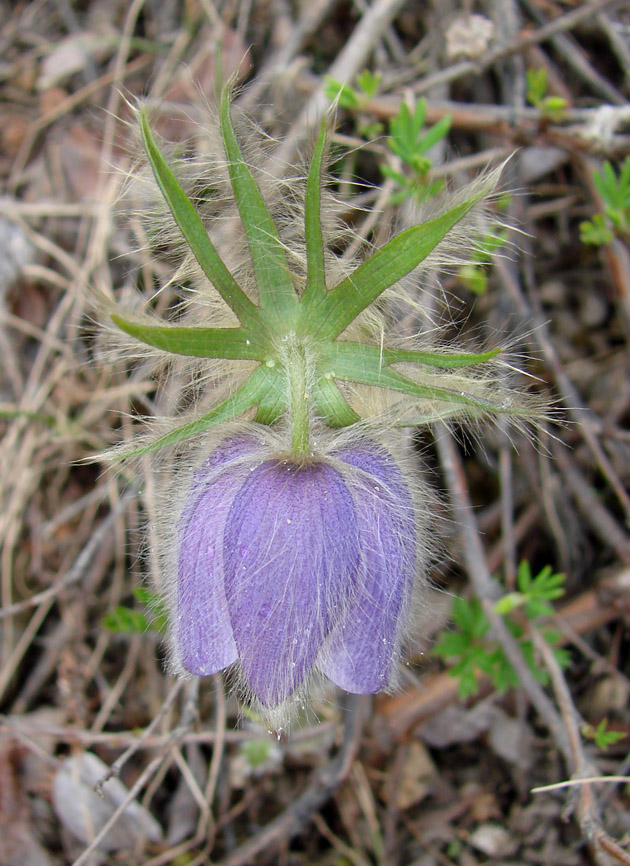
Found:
<box><xmin>120</xmin><ymin>366</ymin><xmax>274</xmax><ymax>457</ymax></box>
<box><xmin>312</xmin><ymin>196</ymin><xmax>482</xmax><ymax>339</ymax></box>
<box><xmin>382</xmin><ymin>345</ymin><xmax>500</xmax><ymax>369</ymax></box>
<box><xmin>320</xmin><ymin>342</ymin><xmax>526</xmax><ymax>416</ymax></box>
<box><xmin>111</xmin><ymin>314</ymin><xmax>267</xmax><ymax>360</ymax></box>
<box><xmin>140</xmin><ymin>110</ymin><xmax>259</xmax><ymax>328</ymax></box>
<box><xmin>220</xmin><ymin>89</ymin><xmax>298</xmax><ymax>321</ymax></box>
<box><xmin>418</xmin><ymin>114</ymin><xmax>452</xmax><ymax>155</ymax></box>
<box><xmin>301</xmin><ymin>119</ymin><xmax>328</xmax><ymax>310</ymax></box>
<box><xmin>413</xmin><ymin>99</ymin><xmax>427</xmax><ymax>133</ymax></box>
<box><xmin>311</xmin><ymin>376</ymin><xmax>361</xmax><ymax>427</ymax></box>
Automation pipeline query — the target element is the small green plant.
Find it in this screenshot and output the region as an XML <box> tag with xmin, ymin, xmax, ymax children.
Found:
<box><xmin>493</xmin><ymin>561</ymin><xmax>566</xmax><ymax>618</ymax></box>
<box><xmin>580</xmin><ymin>158</ymin><xmax>630</xmax><ymax>246</ymax></box>
<box><xmin>457</xmin><ymin>229</ymin><xmax>508</xmax><ymax>295</ymax></box>
<box><xmin>324</xmin><ymin>70</ymin><xmax>381</xmax><ymax>110</ymax></box>
<box><xmin>582</xmin><ymin>719</ymin><xmax>627</xmax><ymax>750</ymax></box>
<box><xmin>526</xmin><ymin>68</ymin><xmax>569</xmax><ymax>122</ymax></box>
<box><xmin>240</xmin><ymin>739</ymin><xmax>274</xmax><ymax>768</ymax></box>
<box><xmin>103</xmin><ymin>586</ymin><xmax>168</xmax><ymax>635</ymax></box>
<box><xmin>579</xmin><ymin>213</ymin><xmax>614</xmax><ymax>246</ymax></box>
<box><xmin>323</xmin><ymin>71</ymin><xmax>384</xmax><ymax>138</ymax></box>
<box><xmin>381</xmin><ymin>98</ymin><xmax>451</xmax><ymax>203</ymax></box>
<box><xmin>434</xmin><ymin>562</ymin><xmax>570</xmax><ymax>699</ymax></box>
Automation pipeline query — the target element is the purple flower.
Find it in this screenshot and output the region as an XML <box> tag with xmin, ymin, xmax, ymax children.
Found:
<box><xmin>175</xmin><ymin>434</ymin><xmax>419</xmax><ymax>711</ymax></box>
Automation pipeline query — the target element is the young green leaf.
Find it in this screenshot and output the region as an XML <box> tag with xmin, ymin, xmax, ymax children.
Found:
<box><xmin>418</xmin><ymin>115</ymin><xmax>452</xmax><ymax>156</ymax></box>
<box><xmin>582</xmin><ymin>719</ymin><xmax>627</xmax><ymax>750</ymax></box>
<box><xmin>132</xmin><ymin>586</ymin><xmax>169</xmax><ymax>633</ymax></box>
<box><xmin>356</xmin><ymin>70</ymin><xmax>381</xmax><ymax>99</ymax></box>
<box><xmin>323</xmin><ymin>77</ymin><xmax>360</xmax><ymax>109</ymax></box>
<box><xmin>435</xmin><ymin>566</ymin><xmax>567</xmax><ymax>700</ymax></box>
<box><xmin>526</xmin><ymin>69</ymin><xmax>548</xmax><ymax>106</ymax></box>
<box><xmin>580</xmin><ymin>214</ymin><xmax>614</xmax><ymax>246</ymax></box>
<box><xmin>103</xmin><ymin>606</ymin><xmax>150</xmax><ymax>634</ymax></box>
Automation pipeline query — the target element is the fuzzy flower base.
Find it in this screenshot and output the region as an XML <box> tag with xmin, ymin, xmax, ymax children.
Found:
<box><xmin>174</xmin><ymin>433</ymin><xmax>420</xmax><ymax>716</ymax></box>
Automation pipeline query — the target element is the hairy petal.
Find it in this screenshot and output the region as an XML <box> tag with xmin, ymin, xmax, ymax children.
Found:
<box><xmin>224</xmin><ymin>460</ymin><xmax>359</xmax><ymax>707</ymax></box>
<box><xmin>177</xmin><ymin>437</ymin><xmax>259</xmax><ymax>676</ymax></box>
<box><xmin>319</xmin><ymin>445</ymin><xmax>416</xmax><ymax>693</ymax></box>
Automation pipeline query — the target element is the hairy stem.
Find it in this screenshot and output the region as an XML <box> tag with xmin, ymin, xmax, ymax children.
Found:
<box><xmin>284</xmin><ymin>335</ymin><xmax>312</xmax><ymax>457</ymax></box>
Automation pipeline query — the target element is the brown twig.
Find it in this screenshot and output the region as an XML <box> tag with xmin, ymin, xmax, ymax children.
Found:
<box><xmin>495</xmin><ymin>255</ymin><xmax>630</xmax><ymax>525</ymax></box>
<box><xmin>217</xmin><ymin>694</ymin><xmax>368</xmax><ymax>866</ymax></box>
<box><xmin>435</xmin><ymin>425</ymin><xmax>572</xmax><ymax>762</ymax></box>
<box><xmin>533</xmin><ymin>631</ymin><xmax>630</xmax><ymax>866</ymax></box>
<box><xmin>519</xmin><ymin>0</ymin><xmax>627</xmax><ymax>105</ymax></box>
<box><xmin>554</xmin><ymin>445</ymin><xmax>630</xmax><ymax>566</ymax></box>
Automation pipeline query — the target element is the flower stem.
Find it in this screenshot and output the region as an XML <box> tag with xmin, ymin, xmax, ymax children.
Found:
<box><xmin>285</xmin><ymin>335</ymin><xmax>312</xmax><ymax>457</ymax></box>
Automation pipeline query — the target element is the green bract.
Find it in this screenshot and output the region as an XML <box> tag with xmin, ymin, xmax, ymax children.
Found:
<box><xmin>111</xmin><ymin>88</ymin><xmax>541</xmax><ymax>458</ymax></box>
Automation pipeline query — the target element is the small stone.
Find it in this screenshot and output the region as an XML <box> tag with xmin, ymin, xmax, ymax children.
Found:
<box><xmin>468</xmin><ymin>823</ymin><xmax>518</xmax><ymax>858</ymax></box>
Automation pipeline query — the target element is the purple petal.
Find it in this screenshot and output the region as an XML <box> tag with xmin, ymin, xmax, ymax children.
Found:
<box><xmin>224</xmin><ymin>460</ymin><xmax>359</xmax><ymax>707</ymax></box>
<box><xmin>319</xmin><ymin>445</ymin><xmax>416</xmax><ymax>693</ymax></box>
<box><xmin>177</xmin><ymin>437</ymin><xmax>259</xmax><ymax>676</ymax></box>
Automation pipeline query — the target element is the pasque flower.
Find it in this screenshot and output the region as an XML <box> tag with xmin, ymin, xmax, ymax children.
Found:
<box><xmin>107</xmin><ymin>86</ymin><xmax>547</xmax><ymax>720</ymax></box>
<box><xmin>175</xmin><ymin>433</ymin><xmax>421</xmax><ymax>710</ymax></box>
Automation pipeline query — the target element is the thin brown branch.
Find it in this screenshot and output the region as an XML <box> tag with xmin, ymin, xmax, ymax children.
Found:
<box><xmin>435</xmin><ymin>426</ymin><xmax>572</xmax><ymax>762</ymax></box>
<box><xmin>217</xmin><ymin>694</ymin><xmax>368</xmax><ymax>866</ymax></box>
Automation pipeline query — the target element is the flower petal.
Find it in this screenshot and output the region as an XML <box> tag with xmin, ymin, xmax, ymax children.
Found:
<box><xmin>177</xmin><ymin>437</ymin><xmax>258</xmax><ymax>676</ymax></box>
<box><xmin>319</xmin><ymin>445</ymin><xmax>416</xmax><ymax>693</ymax></box>
<box><xmin>224</xmin><ymin>460</ymin><xmax>359</xmax><ymax>707</ymax></box>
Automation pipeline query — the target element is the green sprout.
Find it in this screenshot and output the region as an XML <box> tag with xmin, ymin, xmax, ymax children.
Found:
<box><xmin>324</xmin><ymin>70</ymin><xmax>381</xmax><ymax>110</ymax></box>
<box><xmin>582</xmin><ymin>719</ymin><xmax>627</xmax><ymax>750</ymax></box>
<box><xmin>240</xmin><ymin>739</ymin><xmax>274</xmax><ymax>768</ymax></box>
<box><xmin>103</xmin><ymin>586</ymin><xmax>168</xmax><ymax>635</ymax></box>
<box><xmin>493</xmin><ymin>561</ymin><xmax>566</xmax><ymax>619</ymax></box>
<box><xmin>526</xmin><ymin>68</ymin><xmax>569</xmax><ymax>122</ymax></box>
<box><xmin>434</xmin><ymin>562</ymin><xmax>570</xmax><ymax>699</ymax></box>
<box><xmin>580</xmin><ymin>157</ymin><xmax>630</xmax><ymax>246</ymax></box>
<box><xmin>324</xmin><ymin>71</ymin><xmax>384</xmax><ymax>138</ymax></box>
<box><xmin>381</xmin><ymin>98</ymin><xmax>451</xmax><ymax>203</ymax></box>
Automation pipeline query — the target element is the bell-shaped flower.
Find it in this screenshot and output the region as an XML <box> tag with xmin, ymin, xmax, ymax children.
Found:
<box><xmin>174</xmin><ymin>433</ymin><xmax>422</xmax><ymax>713</ymax></box>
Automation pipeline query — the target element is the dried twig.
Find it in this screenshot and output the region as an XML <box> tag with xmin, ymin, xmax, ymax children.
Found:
<box><xmin>218</xmin><ymin>695</ymin><xmax>368</xmax><ymax>866</ymax></box>
<box><xmin>533</xmin><ymin>632</ymin><xmax>630</xmax><ymax>866</ymax></box>
<box><xmin>435</xmin><ymin>426</ymin><xmax>572</xmax><ymax>762</ymax></box>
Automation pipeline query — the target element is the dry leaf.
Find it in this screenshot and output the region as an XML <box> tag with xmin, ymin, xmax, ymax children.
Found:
<box><xmin>52</xmin><ymin>752</ymin><xmax>162</xmax><ymax>853</ymax></box>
